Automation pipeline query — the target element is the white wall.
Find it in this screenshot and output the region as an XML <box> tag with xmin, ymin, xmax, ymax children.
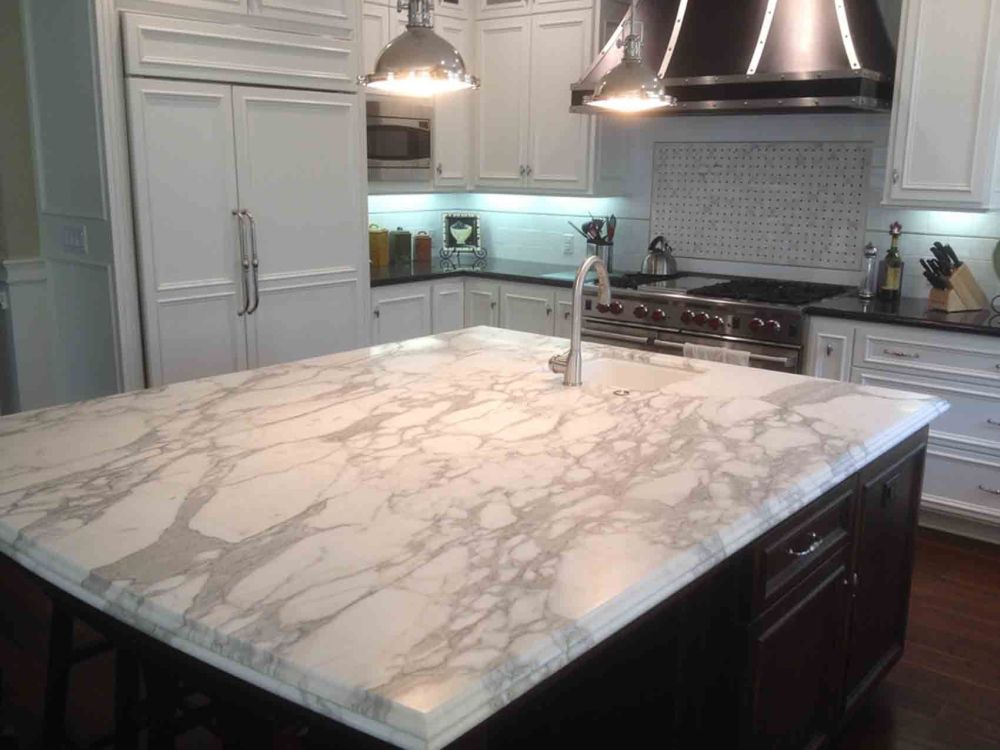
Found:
<box><xmin>0</xmin><ymin>0</ymin><xmax>121</xmax><ymax>412</ymax></box>
<box><xmin>370</xmin><ymin>113</ymin><xmax>1000</xmax><ymax>299</ymax></box>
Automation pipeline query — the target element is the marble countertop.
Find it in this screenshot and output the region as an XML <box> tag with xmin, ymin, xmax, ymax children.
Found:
<box><xmin>0</xmin><ymin>328</ymin><xmax>946</xmax><ymax>749</ymax></box>
<box><xmin>806</xmin><ymin>294</ymin><xmax>1000</xmax><ymax>337</ymax></box>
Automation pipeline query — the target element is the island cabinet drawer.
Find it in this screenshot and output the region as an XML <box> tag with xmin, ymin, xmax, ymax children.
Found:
<box><xmin>751</xmin><ymin>479</ymin><xmax>856</xmax><ymax>613</ymax></box>
<box><xmin>852</xmin><ymin>367</ymin><xmax>1000</xmax><ymax>453</ymax></box>
<box><xmin>852</xmin><ymin>323</ymin><xmax>1000</xmax><ymax>386</ymax></box>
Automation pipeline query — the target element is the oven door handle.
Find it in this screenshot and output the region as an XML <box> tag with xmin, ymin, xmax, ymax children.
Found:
<box><xmin>648</xmin><ymin>338</ymin><xmax>796</xmax><ymax>367</ymax></box>
<box><xmin>581</xmin><ymin>329</ymin><xmax>654</xmax><ymax>347</ymax></box>
<box><xmin>582</xmin><ymin>328</ymin><xmax>797</xmax><ymax>369</ymax></box>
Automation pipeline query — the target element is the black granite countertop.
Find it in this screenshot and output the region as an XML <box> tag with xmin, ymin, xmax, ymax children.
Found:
<box><xmin>805</xmin><ymin>294</ymin><xmax>1000</xmax><ymax>338</ymax></box>
<box><xmin>369</xmin><ymin>258</ymin><xmax>590</xmax><ymax>288</ymax></box>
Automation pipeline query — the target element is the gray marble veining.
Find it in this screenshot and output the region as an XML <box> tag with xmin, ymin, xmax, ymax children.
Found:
<box><xmin>0</xmin><ymin>328</ymin><xmax>946</xmax><ymax>748</ymax></box>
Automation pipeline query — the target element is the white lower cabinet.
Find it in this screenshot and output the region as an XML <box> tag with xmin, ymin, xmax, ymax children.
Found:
<box><xmin>465</xmin><ymin>280</ymin><xmax>501</xmax><ymax>326</ymax></box>
<box><xmin>370</xmin><ymin>284</ymin><xmax>432</xmax><ymax>344</ymax></box>
<box><xmin>432</xmin><ymin>280</ymin><xmax>465</xmax><ymax>333</ymax></box>
<box><xmin>806</xmin><ymin>316</ymin><xmax>1000</xmax><ymax>542</ymax></box>
<box><xmin>500</xmin><ymin>282</ymin><xmax>555</xmax><ymax>335</ymax></box>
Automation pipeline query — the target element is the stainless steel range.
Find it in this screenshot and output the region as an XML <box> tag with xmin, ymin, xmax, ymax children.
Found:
<box><xmin>583</xmin><ymin>274</ymin><xmax>849</xmax><ymax>373</ymax></box>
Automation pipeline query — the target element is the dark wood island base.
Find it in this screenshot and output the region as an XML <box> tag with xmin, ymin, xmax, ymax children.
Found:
<box><xmin>1</xmin><ymin>429</ymin><xmax>928</xmax><ymax>750</ymax></box>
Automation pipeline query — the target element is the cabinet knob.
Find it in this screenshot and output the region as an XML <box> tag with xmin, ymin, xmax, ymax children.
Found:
<box><xmin>436</xmin><ymin>162</ymin><xmax>443</xmax><ymax>175</ymax></box>
<box><xmin>546</xmin><ymin>306</ymin><xmax>552</xmax><ymax>316</ymax></box>
<box><xmin>373</xmin><ymin>308</ymin><xmax>380</xmax><ymax>319</ymax></box>
<box><xmin>526</xmin><ymin>165</ymin><xmax>533</xmax><ymax>177</ymax></box>
<box><xmin>564</xmin><ymin>311</ymin><xmax>571</xmax><ymax>320</ymax></box>
<box><xmin>519</xmin><ymin>165</ymin><xmax>526</xmax><ymax>177</ymax></box>
<box><xmin>490</xmin><ymin>301</ymin><xmax>497</xmax><ymax>309</ymax></box>
<box><xmin>825</xmin><ymin>343</ymin><xmax>834</xmax><ymax>356</ymax></box>
<box><xmin>892</xmin><ymin>168</ymin><xmax>900</xmax><ymax>184</ymax></box>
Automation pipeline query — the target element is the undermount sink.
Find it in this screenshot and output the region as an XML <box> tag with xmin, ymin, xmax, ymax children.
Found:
<box><xmin>582</xmin><ymin>357</ymin><xmax>690</xmax><ymax>392</ymax></box>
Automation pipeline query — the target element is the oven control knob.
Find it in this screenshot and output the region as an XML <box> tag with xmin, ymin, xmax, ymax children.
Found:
<box><xmin>749</xmin><ymin>317</ymin><xmax>765</xmax><ymax>332</ymax></box>
<box><xmin>765</xmin><ymin>319</ymin><xmax>782</xmax><ymax>334</ymax></box>
<box><xmin>609</xmin><ymin>301</ymin><xmax>624</xmax><ymax>315</ymax></box>
<box><xmin>596</xmin><ymin>302</ymin><xmax>610</xmax><ymax>313</ymax></box>
<box><xmin>693</xmin><ymin>312</ymin><xmax>709</xmax><ymax>326</ymax></box>
<box><xmin>633</xmin><ymin>304</ymin><xmax>649</xmax><ymax>319</ymax></box>
<box><xmin>680</xmin><ymin>310</ymin><xmax>694</xmax><ymax>324</ymax></box>
<box><xmin>708</xmin><ymin>316</ymin><xmax>724</xmax><ymax>331</ymax></box>
<box><xmin>651</xmin><ymin>308</ymin><xmax>666</xmax><ymax>323</ymax></box>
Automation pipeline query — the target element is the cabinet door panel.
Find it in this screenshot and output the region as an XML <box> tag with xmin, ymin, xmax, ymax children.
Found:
<box><xmin>372</xmin><ymin>286</ymin><xmax>432</xmax><ymax>344</ymax></box>
<box><xmin>804</xmin><ymin>318</ymin><xmax>854</xmax><ymax>381</ymax></box>
<box><xmin>844</xmin><ymin>442</ymin><xmax>926</xmax><ymax>711</ymax></box>
<box><xmin>465</xmin><ymin>281</ymin><xmax>500</xmax><ymax>327</ymax></box>
<box><xmin>432</xmin><ymin>281</ymin><xmax>466</xmax><ymax>333</ymax></box>
<box><xmin>362</xmin><ymin>2</ymin><xmax>391</xmax><ymax>79</ymax></box>
<box><xmin>434</xmin><ymin>18</ymin><xmax>474</xmax><ymax>188</ymax></box>
<box><xmin>527</xmin><ymin>10</ymin><xmax>592</xmax><ymax>191</ymax></box>
<box><xmin>500</xmin><ymin>283</ymin><xmax>555</xmax><ymax>335</ymax></box>
<box><xmin>748</xmin><ymin>557</ymin><xmax>850</xmax><ymax>750</ymax></box>
<box><xmin>233</xmin><ymin>87</ymin><xmax>367</xmax><ymax>367</ymax></box>
<box><xmin>885</xmin><ymin>0</ymin><xmax>1000</xmax><ymax>207</ymax></box>
<box><xmin>250</xmin><ymin>0</ymin><xmax>353</xmax><ymax>28</ymax></box>
<box><xmin>126</xmin><ymin>78</ymin><xmax>248</xmax><ymax>386</ymax></box>
<box><xmin>475</xmin><ymin>18</ymin><xmax>531</xmax><ymax>188</ymax></box>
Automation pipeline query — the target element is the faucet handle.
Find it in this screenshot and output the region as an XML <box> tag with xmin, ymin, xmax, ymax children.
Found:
<box><xmin>549</xmin><ymin>352</ymin><xmax>569</xmax><ymax>375</ymax></box>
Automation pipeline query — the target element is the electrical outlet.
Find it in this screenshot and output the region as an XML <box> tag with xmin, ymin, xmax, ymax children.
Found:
<box><xmin>61</xmin><ymin>224</ymin><xmax>87</xmax><ymax>255</ymax></box>
<box><xmin>562</xmin><ymin>233</ymin><xmax>574</xmax><ymax>255</ymax></box>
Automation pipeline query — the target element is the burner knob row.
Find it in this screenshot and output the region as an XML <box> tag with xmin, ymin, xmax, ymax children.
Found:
<box><xmin>749</xmin><ymin>318</ymin><xmax>782</xmax><ymax>334</ymax></box>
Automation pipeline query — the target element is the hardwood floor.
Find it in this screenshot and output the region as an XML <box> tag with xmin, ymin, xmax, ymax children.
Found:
<box><xmin>2</xmin><ymin>528</ymin><xmax>998</xmax><ymax>749</ymax></box>
<box><xmin>833</xmin><ymin>529</ymin><xmax>1000</xmax><ymax>750</ymax></box>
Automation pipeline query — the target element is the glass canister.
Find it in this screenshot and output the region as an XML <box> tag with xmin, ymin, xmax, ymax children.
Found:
<box><xmin>368</xmin><ymin>224</ymin><xmax>389</xmax><ymax>268</ymax></box>
<box><xmin>413</xmin><ymin>231</ymin><xmax>433</xmax><ymax>263</ymax></box>
<box><xmin>859</xmin><ymin>243</ymin><xmax>879</xmax><ymax>299</ymax></box>
<box><xmin>389</xmin><ymin>227</ymin><xmax>412</xmax><ymax>266</ymax></box>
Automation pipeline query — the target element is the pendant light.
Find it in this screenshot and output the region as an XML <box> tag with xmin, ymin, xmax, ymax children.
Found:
<box><xmin>584</xmin><ymin>0</ymin><xmax>674</xmax><ymax>113</ymax></box>
<box><xmin>362</xmin><ymin>0</ymin><xmax>479</xmax><ymax>97</ymax></box>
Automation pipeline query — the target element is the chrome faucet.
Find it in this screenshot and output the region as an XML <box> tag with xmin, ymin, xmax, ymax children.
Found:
<box><xmin>549</xmin><ymin>255</ymin><xmax>611</xmax><ymax>386</ymax></box>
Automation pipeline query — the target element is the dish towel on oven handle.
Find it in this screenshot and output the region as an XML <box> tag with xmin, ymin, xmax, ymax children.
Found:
<box><xmin>682</xmin><ymin>342</ymin><xmax>751</xmax><ymax>367</ymax></box>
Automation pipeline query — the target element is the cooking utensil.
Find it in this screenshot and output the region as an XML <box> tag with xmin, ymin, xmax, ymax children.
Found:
<box><xmin>942</xmin><ymin>243</ymin><xmax>962</xmax><ymax>268</ymax></box>
<box><xmin>567</xmin><ymin>221</ymin><xmax>589</xmax><ymax>240</ymax></box>
<box><xmin>641</xmin><ymin>236</ymin><xmax>678</xmax><ymax>276</ymax></box>
<box><xmin>930</xmin><ymin>244</ymin><xmax>953</xmax><ymax>275</ymax></box>
<box><xmin>919</xmin><ymin>259</ymin><xmax>948</xmax><ymax>290</ymax></box>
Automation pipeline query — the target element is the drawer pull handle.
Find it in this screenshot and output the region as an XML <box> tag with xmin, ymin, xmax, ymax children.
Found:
<box><xmin>883</xmin><ymin>348</ymin><xmax>919</xmax><ymax>359</ymax></box>
<box><xmin>788</xmin><ymin>531</ymin><xmax>823</xmax><ymax>558</ymax></box>
<box><xmin>987</xmin><ymin>419</ymin><xmax>1000</xmax><ymax>427</ymax></box>
<box><xmin>825</xmin><ymin>344</ymin><xmax>834</xmax><ymax>356</ymax></box>
<box><xmin>979</xmin><ymin>485</ymin><xmax>1000</xmax><ymax>496</ymax></box>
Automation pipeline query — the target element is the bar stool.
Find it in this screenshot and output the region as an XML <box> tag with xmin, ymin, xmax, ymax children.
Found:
<box><xmin>42</xmin><ymin>605</ymin><xmax>141</xmax><ymax>750</ymax></box>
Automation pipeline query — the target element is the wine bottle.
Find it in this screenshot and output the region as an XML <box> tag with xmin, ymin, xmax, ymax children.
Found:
<box><xmin>879</xmin><ymin>222</ymin><xmax>903</xmax><ymax>302</ymax></box>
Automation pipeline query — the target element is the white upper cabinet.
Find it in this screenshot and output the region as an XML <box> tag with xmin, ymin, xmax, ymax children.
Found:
<box><xmin>434</xmin><ymin>16</ymin><xmax>475</xmax><ymax>188</ymax></box>
<box><xmin>249</xmin><ymin>0</ymin><xmax>354</xmax><ymax>27</ymax></box>
<box><xmin>232</xmin><ymin>87</ymin><xmax>367</xmax><ymax>368</ymax></box>
<box><xmin>884</xmin><ymin>0</ymin><xmax>1000</xmax><ymax>208</ymax></box>
<box><xmin>475</xmin><ymin>9</ymin><xmax>593</xmax><ymax>192</ymax></box>
<box><xmin>478</xmin><ymin>0</ymin><xmax>591</xmax><ymax>19</ymax></box>
<box><xmin>527</xmin><ymin>10</ymin><xmax>592</xmax><ymax>191</ymax></box>
<box><xmin>476</xmin><ymin>16</ymin><xmax>532</xmax><ymax>188</ymax></box>
<box><xmin>362</xmin><ymin>2</ymin><xmax>391</xmax><ymax>77</ymax></box>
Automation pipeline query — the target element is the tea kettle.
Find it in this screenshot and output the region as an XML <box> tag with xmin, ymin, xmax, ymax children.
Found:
<box><xmin>641</xmin><ymin>236</ymin><xmax>677</xmax><ymax>275</ymax></box>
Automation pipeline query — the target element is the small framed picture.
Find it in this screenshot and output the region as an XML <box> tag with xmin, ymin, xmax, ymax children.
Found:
<box><xmin>441</xmin><ymin>213</ymin><xmax>486</xmax><ymax>259</ymax></box>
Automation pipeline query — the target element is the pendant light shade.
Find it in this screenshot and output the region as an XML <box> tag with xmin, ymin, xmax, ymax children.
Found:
<box><xmin>362</xmin><ymin>0</ymin><xmax>479</xmax><ymax>97</ymax></box>
<box><xmin>584</xmin><ymin>3</ymin><xmax>674</xmax><ymax>113</ymax></box>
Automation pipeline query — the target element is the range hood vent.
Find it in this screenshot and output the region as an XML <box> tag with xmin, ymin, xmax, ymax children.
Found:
<box><xmin>572</xmin><ymin>0</ymin><xmax>896</xmax><ymax>115</ymax></box>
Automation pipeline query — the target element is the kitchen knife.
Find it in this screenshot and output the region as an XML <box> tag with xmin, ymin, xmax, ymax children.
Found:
<box><xmin>943</xmin><ymin>243</ymin><xmax>963</xmax><ymax>268</ymax></box>
<box><xmin>929</xmin><ymin>245</ymin><xmax>953</xmax><ymax>275</ymax></box>
<box><xmin>919</xmin><ymin>259</ymin><xmax>948</xmax><ymax>290</ymax></box>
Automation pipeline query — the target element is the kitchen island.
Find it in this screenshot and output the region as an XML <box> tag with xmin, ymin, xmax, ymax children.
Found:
<box><xmin>0</xmin><ymin>328</ymin><xmax>946</xmax><ymax>748</ymax></box>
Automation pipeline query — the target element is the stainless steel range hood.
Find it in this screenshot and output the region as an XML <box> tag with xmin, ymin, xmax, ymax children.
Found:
<box><xmin>572</xmin><ymin>0</ymin><xmax>896</xmax><ymax>114</ymax></box>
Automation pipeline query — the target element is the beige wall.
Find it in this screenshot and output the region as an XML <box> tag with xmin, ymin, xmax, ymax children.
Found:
<box><xmin>0</xmin><ymin>0</ymin><xmax>40</xmax><ymax>261</ymax></box>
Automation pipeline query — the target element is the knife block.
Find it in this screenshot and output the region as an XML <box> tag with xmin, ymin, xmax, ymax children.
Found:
<box><xmin>928</xmin><ymin>265</ymin><xmax>988</xmax><ymax>312</ymax></box>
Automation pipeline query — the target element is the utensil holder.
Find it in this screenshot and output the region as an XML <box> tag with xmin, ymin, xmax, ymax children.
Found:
<box><xmin>928</xmin><ymin>264</ymin><xmax>988</xmax><ymax>312</ymax></box>
<box><xmin>587</xmin><ymin>242</ymin><xmax>613</xmax><ymax>274</ymax></box>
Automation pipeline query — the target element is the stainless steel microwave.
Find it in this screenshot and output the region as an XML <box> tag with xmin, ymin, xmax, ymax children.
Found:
<box><xmin>366</xmin><ymin>99</ymin><xmax>432</xmax><ymax>182</ymax></box>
